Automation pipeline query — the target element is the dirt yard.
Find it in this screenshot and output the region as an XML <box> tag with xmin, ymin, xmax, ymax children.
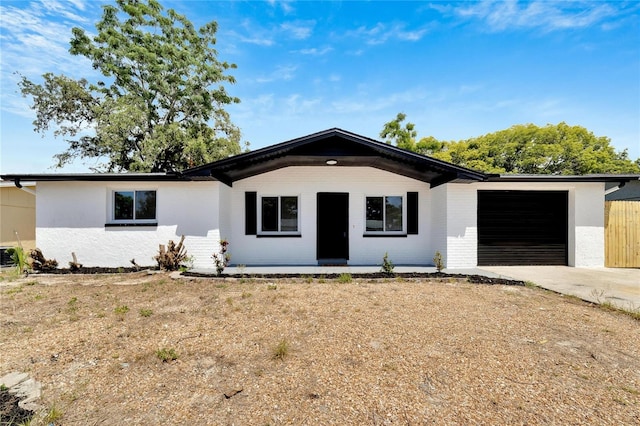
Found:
<box><xmin>1</xmin><ymin>272</ymin><xmax>639</xmax><ymax>425</ymax></box>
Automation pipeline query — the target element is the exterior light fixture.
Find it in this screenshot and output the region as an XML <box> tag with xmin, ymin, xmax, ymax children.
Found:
<box><xmin>326</xmin><ymin>159</ymin><xmax>338</xmax><ymax>165</ymax></box>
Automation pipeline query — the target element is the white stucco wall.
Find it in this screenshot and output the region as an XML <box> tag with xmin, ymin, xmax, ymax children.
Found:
<box><xmin>34</xmin><ymin>174</ymin><xmax>606</xmax><ymax>269</ymax></box>
<box><xmin>36</xmin><ymin>181</ymin><xmax>221</xmax><ymax>268</ymax></box>
<box><xmin>473</xmin><ymin>181</ymin><xmax>606</xmax><ymax>267</ymax></box>
<box><xmin>429</xmin><ymin>184</ymin><xmax>478</xmax><ymax>269</ymax></box>
<box><xmin>228</xmin><ymin>166</ymin><xmax>433</xmax><ymax>266</ymax></box>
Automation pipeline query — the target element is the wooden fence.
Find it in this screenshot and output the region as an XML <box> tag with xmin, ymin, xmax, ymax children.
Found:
<box><xmin>605</xmin><ymin>201</ymin><xmax>640</xmax><ymax>268</ymax></box>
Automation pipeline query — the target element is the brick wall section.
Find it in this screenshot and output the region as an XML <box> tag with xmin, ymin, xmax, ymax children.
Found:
<box><xmin>36</xmin><ymin>181</ymin><xmax>221</xmax><ymax>268</ymax></box>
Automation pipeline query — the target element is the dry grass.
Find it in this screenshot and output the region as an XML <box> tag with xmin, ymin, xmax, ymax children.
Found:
<box><xmin>1</xmin><ymin>272</ymin><xmax>639</xmax><ymax>425</ymax></box>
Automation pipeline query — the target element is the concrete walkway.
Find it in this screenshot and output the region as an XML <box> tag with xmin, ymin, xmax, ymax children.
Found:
<box><xmin>481</xmin><ymin>266</ymin><xmax>640</xmax><ymax>310</ymax></box>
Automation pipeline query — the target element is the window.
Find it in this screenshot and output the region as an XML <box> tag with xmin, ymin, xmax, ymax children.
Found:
<box><xmin>366</xmin><ymin>196</ymin><xmax>403</xmax><ymax>232</ymax></box>
<box><xmin>113</xmin><ymin>190</ymin><xmax>156</xmax><ymax>222</ymax></box>
<box><xmin>261</xmin><ymin>196</ymin><xmax>298</xmax><ymax>233</ymax></box>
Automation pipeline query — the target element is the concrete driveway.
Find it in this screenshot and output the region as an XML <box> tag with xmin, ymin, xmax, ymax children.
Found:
<box><xmin>481</xmin><ymin>266</ymin><xmax>640</xmax><ymax>310</ymax></box>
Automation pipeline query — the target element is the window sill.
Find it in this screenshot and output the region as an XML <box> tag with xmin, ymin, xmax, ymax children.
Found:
<box><xmin>105</xmin><ymin>222</ymin><xmax>158</xmax><ymax>227</ymax></box>
<box><xmin>363</xmin><ymin>233</ymin><xmax>407</xmax><ymax>238</ymax></box>
<box><xmin>256</xmin><ymin>234</ymin><xmax>302</xmax><ymax>238</ymax></box>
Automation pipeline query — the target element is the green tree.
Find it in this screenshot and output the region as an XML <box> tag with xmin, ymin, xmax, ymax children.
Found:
<box><xmin>380</xmin><ymin>113</ymin><xmax>446</xmax><ymax>155</ymax></box>
<box><xmin>19</xmin><ymin>0</ymin><xmax>243</xmax><ymax>172</ymax></box>
<box><xmin>381</xmin><ymin>115</ymin><xmax>640</xmax><ymax>175</ymax></box>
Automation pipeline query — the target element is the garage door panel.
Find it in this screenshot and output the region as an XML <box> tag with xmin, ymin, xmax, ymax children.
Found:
<box><xmin>478</xmin><ymin>191</ymin><xmax>568</xmax><ymax>266</ymax></box>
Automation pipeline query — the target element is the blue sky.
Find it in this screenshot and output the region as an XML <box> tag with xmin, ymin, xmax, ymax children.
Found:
<box><xmin>1</xmin><ymin>0</ymin><xmax>639</xmax><ymax>173</ymax></box>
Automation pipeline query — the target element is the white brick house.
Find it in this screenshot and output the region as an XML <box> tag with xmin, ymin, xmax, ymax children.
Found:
<box><xmin>2</xmin><ymin>129</ymin><xmax>635</xmax><ymax>269</ymax></box>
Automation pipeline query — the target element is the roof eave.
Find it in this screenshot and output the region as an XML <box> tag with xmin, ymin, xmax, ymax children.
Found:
<box><xmin>0</xmin><ymin>172</ymin><xmax>190</xmax><ymax>182</ymax></box>
<box><xmin>487</xmin><ymin>174</ymin><xmax>640</xmax><ymax>183</ymax></box>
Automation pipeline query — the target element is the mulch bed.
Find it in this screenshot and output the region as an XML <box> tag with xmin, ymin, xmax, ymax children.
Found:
<box><xmin>27</xmin><ymin>266</ymin><xmax>157</xmax><ymax>275</ymax></box>
<box><xmin>184</xmin><ymin>271</ymin><xmax>526</xmax><ymax>286</ymax></box>
<box><xmin>22</xmin><ymin>267</ymin><xmax>526</xmax><ymax>286</ymax></box>
<box><xmin>0</xmin><ymin>388</ymin><xmax>32</xmax><ymax>426</ymax></box>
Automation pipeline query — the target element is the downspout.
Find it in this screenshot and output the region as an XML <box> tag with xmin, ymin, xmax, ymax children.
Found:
<box><xmin>13</xmin><ymin>179</ymin><xmax>36</xmax><ymax>196</ymax></box>
<box><xmin>604</xmin><ymin>181</ymin><xmax>626</xmax><ymax>196</ymax></box>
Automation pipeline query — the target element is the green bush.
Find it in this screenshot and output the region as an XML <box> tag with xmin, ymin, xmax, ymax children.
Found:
<box><xmin>156</xmin><ymin>348</ymin><xmax>179</xmax><ymax>362</ymax></box>
<box><xmin>6</xmin><ymin>246</ymin><xmax>28</xmax><ymax>274</ymax></box>
<box><xmin>381</xmin><ymin>252</ymin><xmax>394</xmax><ymax>274</ymax></box>
<box><xmin>433</xmin><ymin>251</ymin><xmax>444</xmax><ymax>272</ymax></box>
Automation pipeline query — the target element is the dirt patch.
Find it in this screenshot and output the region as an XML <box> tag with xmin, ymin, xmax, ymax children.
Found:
<box><xmin>1</xmin><ymin>272</ymin><xmax>639</xmax><ymax>425</ymax></box>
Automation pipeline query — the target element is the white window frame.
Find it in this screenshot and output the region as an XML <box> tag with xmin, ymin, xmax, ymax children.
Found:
<box><xmin>258</xmin><ymin>194</ymin><xmax>301</xmax><ymax>235</ymax></box>
<box><xmin>109</xmin><ymin>189</ymin><xmax>158</xmax><ymax>224</ymax></box>
<box><xmin>364</xmin><ymin>194</ymin><xmax>406</xmax><ymax>235</ymax></box>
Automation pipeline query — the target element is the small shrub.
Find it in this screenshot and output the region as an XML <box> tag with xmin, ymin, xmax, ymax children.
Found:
<box><xmin>241</xmin><ymin>291</ymin><xmax>252</xmax><ymax>299</ymax></box>
<box><xmin>114</xmin><ymin>305</ymin><xmax>129</xmax><ymax>320</ymax></box>
<box><xmin>212</xmin><ymin>239</ymin><xmax>231</xmax><ymax>276</ymax></box>
<box><xmin>381</xmin><ymin>252</ymin><xmax>394</xmax><ymax>274</ymax></box>
<box><xmin>237</xmin><ymin>264</ymin><xmax>246</xmax><ymax>276</ymax></box>
<box><xmin>272</xmin><ymin>338</ymin><xmax>289</xmax><ymax>360</ymax></box>
<box><xmin>139</xmin><ymin>308</ymin><xmax>153</xmax><ymax>317</ymax></box>
<box><xmin>67</xmin><ymin>297</ymin><xmax>79</xmax><ymax>314</ymax></box>
<box><xmin>338</xmin><ymin>273</ymin><xmax>352</xmax><ymax>283</ymax></box>
<box><xmin>156</xmin><ymin>348</ymin><xmax>179</xmax><ymax>362</ymax></box>
<box><xmin>433</xmin><ymin>250</ymin><xmax>444</xmax><ymax>273</ymax></box>
<box><xmin>155</xmin><ymin>235</ymin><xmax>188</xmax><ymax>271</ymax></box>
<box><xmin>114</xmin><ymin>305</ymin><xmax>129</xmax><ymax>315</ymax></box>
<box><xmin>6</xmin><ymin>246</ymin><xmax>29</xmax><ymax>274</ymax></box>
<box><xmin>43</xmin><ymin>404</ymin><xmax>64</xmax><ymax>423</ymax></box>
<box><xmin>267</xmin><ymin>283</ymin><xmax>277</xmax><ymax>290</ymax></box>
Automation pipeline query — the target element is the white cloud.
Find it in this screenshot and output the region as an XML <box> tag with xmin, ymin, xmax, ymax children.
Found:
<box><xmin>231</xmin><ymin>18</ymin><xmax>315</xmax><ymax>47</ymax></box>
<box><xmin>347</xmin><ymin>22</ymin><xmax>429</xmax><ymax>45</ymax></box>
<box><xmin>254</xmin><ymin>65</ymin><xmax>298</xmax><ymax>83</ymax></box>
<box><xmin>285</xmin><ymin>94</ymin><xmax>321</xmax><ymax>114</ymax></box>
<box><xmin>38</xmin><ymin>0</ymin><xmax>91</xmax><ymax>23</ymax></box>
<box><xmin>454</xmin><ymin>0</ymin><xmax>619</xmax><ymax>32</ymax></box>
<box><xmin>236</xmin><ymin>34</ymin><xmax>275</xmax><ymax>46</ymax></box>
<box><xmin>330</xmin><ymin>87</ymin><xmax>430</xmax><ymax>114</ymax></box>
<box><xmin>295</xmin><ymin>46</ymin><xmax>333</xmax><ymax>56</ymax></box>
<box><xmin>267</xmin><ymin>0</ymin><xmax>294</xmax><ymax>14</ymax></box>
<box><xmin>0</xmin><ymin>1</ymin><xmax>98</xmax><ymax>117</ymax></box>
<box><xmin>280</xmin><ymin>20</ymin><xmax>315</xmax><ymax>40</ymax></box>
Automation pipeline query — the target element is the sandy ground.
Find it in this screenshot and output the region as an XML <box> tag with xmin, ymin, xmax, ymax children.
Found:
<box><xmin>1</xmin><ymin>272</ymin><xmax>639</xmax><ymax>425</ymax></box>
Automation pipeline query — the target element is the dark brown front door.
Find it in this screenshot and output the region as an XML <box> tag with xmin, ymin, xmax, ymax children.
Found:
<box><xmin>317</xmin><ymin>192</ymin><xmax>349</xmax><ymax>263</ymax></box>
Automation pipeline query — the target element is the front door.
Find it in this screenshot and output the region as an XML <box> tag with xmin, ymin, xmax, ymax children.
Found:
<box><xmin>317</xmin><ymin>192</ymin><xmax>349</xmax><ymax>264</ymax></box>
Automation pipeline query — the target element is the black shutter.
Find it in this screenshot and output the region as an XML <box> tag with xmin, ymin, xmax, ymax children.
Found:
<box><xmin>407</xmin><ymin>192</ymin><xmax>418</xmax><ymax>235</ymax></box>
<box><xmin>245</xmin><ymin>192</ymin><xmax>257</xmax><ymax>235</ymax></box>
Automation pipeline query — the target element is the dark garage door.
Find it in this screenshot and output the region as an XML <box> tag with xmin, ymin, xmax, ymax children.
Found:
<box><xmin>478</xmin><ymin>191</ymin><xmax>568</xmax><ymax>265</ymax></box>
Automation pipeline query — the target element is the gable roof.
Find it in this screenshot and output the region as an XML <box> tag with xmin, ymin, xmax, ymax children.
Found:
<box><xmin>183</xmin><ymin>128</ymin><xmax>487</xmax><ymax>187</ymax></box>
<box><xmin>3</xmin><ymin>128</ymin><xmax>636</xmax><ymax>188</ymax></box>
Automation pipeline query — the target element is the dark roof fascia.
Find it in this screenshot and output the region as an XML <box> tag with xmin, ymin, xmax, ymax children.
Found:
<box><xmin>183</xmin><ymin>128</ymin><xmax>364</xmax><ymax>175</ymax></box>
<box><xmin>184</xmin><ymin>128</ymin><xmax>488</xmax><ymax>183</ymax></box>
<box><xmin>487</xmin><ymin>174</ymin><xmax>640</xmax><ymax>183</ymax></box>
<box><xmin>0</xmin><ymin>172</ymin><xmax>190</xmax><ymax>183</ymax></box>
